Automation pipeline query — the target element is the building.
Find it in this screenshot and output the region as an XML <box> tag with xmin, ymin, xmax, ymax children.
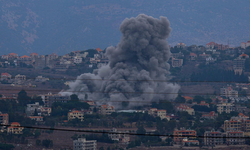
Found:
<box><xmin>173</xmin><ymin>129</ymin><xmax>197</xmax><ymax>143</ymax></box>
<box><xmin>199</xmin><ymin>101</ymin><xmax>210</xmax><ymax>107</ymax></box>
<box><xmin>148</xmin><ymin>108</ymin><xmax>169</xmax><ymax>120</ymax></box>
<box><xmin>48</xmin><ymin>94</ymin><xmax>70</xmax><ymax>107</ymax></box>
<box><xmin>35</xmin><ymin>76</ymin><xmax>49</xmax><ymax>82</ymax></box>
<box><xmin>30</xmin><ymin>52</ymin><xmax>39</xmax><ymax>58</ymax></box>
<box><xmin>224</xmin><ymin>113</ymin><xmax>250</xmax><ymax>132</ymax></box>
<box><xmin>100</xmin><ymin>104</ymin><xmax>115</xmax><ymax>115</ymax></box>
<box><xmin>0</xmin><ymin>113</ymin><xmax>9</xmax><ymax>125</ymax></box>
<box><xmin>176</xmin><ymin>104</ymin><xmax>195</xmax><ymax>115</ymax></box>
<box><xmin>176</xmin><ymin>42</ymin><xmax>186</xmax><ymax>49</ymax></box>
<box><xmin>1</xmin><ymin>73</ymin><xmax>11</xmax><ymax>81</ymax></box>
<box><xmin>217</xmin><ymin>103</ymin><xmax>235</xmax><ymax>114</ymax></box>
<box><xmin>8</xmin><ymin>53</ymin><xmax>18</xmax><ymax>59</ymax></box>
<box><xmin>40</xmin><ymin>107</ymin><xmax>52</xmax><ymax>116</ymax></box>
<box><xmin>74</xmin><ymin>56</ymin><xmax>82</xmax><ymax>64</ymax></box>
<box><xmin>220</xmin><ymin>87</ymin><xmax>238</xmax><ymax>98</ymax></box>
<box><xmin>14</xmin><ymin>74</ymin><xmax>26</xmax><ymax>84</ymax></box>
<box><xmin>182</xmin><ymin>138</ymin><xmax>199</xmax><ymax>146</ymax></box>
<box><xmin>108</xmin><ymin>128</ymin><xmax>130</xmax><ymax>144</ymax></box>
<box><xmin>26</xmin><ymin>102</ymin><xmax>41</xmax><ymax>116</ymax></box>
<box><xmin>202</xmin><ymin>111</ymin><xmax>218</xmax><ymax>120</ymax></box>
<box><xmin>73</xmin><ymin>138</ymin><xmax>97</xmax><ymax>150</ymax></box>
<box><xmin>226</xmin><ymin>131</ymin><xmax>245</xmax><ymax>145</ymax></box>
<box><xmin>7</xmin><ymin>122</ymin><xmax>24</xmax><ymax>134</ymax></box>
<box><xmin>241</xmin><ymin>41</ymin><xmax>250</xmax><ymax>49</ymax></box>
<box><xmin>224</xmin><ymin>120</ymin><xmax>242</xmax><ymax>132</ymax></box>
<box><xmin>233</xmin><ymin>57</ymin><xmax>245</xmax><ymax>75</ymax></box>
<box><xmin>204</xmin><ymin>130</ymin><xmax>223</xmax><ymax>146</ymax></box>
<box><xmin>189</xmin><ymin>53</ymin><xmax>197</xmax><ymax>60</ymax></box>
<box><xmin>172</xmin><ymin>58</ymin><xmax>183</xmax><ymax>67</ymax></box>
<box><xmin>28</xmin><ymin>116</ymin><xmax>44</xmax><ymax>122</ymax></box>
<box><xmin>239</xmin><ymin>53</ymin><xmax>249</xmax><ymax>59</ymax></box>
<box><xmin>171</xmin><ymin>52</ymin><xmax>184</xmax><ymax>59</ymax></box>
<box><xmin>48</xmin><ymin>53</ymin><xmax>58</xmax><ymax>60</ymax></box>
<box><xmin>68</xmin><ymin>110</ymin><xmax>84</xmax><ymax>121</ymax></box>
<box><xmin>206</xmin><ymin>42</ymin><xmax>229</xmax><ymax>50</ymax></box>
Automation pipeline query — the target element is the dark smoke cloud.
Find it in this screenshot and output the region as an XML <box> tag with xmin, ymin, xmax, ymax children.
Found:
<box><xmin>61</xmin><ymin>14</ymin><xmax>180</xmax><ymax>109</ymax></box>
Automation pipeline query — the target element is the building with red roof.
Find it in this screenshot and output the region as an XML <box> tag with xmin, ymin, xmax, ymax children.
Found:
<box><xmin>176</xmin><ymin>104</ymin><xmax>195</xmax><ymax>115</ymax></box>
<box><xmin>68</xmin><ymin>110</ymin><xmax>84</xmax><ymax>121</ymax></box>
<box><xmin>189</xmin><ymin>53</ymin><xmax>197</xmax><ymax>60</ymax></box>
<box><xmin>241</xmin><ymin>40</ymin><xmax>250</xmax><ymax>49</ymax></box>
<box><xmin>96</xmin><ymin>48</ymin><xmax>103</xmax><ymax>52</ymax></box>
<box><xmin>1</xmin><ymin>73</ymin><xmax>11</xmax><ymax>81</ymax></box>
<box><xmin>100</xmin><ymin>104</ymin><xmax>115</xmax><ymax>115</ymax></box>
<box><xmin>7</xmin><ymin>122</ymin><xmax>24</xmax><ymax>134</ymax></box>
<box><xmin>173</xmin><ymin>129</ymin><xmax>197</xmax><ymax>142</ymax></box>
<box><xmin>30</xmin><ymin>53</ymin><xmax>39</xmax><ymax>58</ymax></box>
<box><xmin>204</xmin><ymin>130</ymin><xmax>223</xmax><ymax>146</ymax></box>
<box><xmin>239</xmin><ymin>53</ymin><xmax>249</xmax><ymax>59</ymax></box>
<box><xmin>202</xmin><ymin>111</ymin><xmax>218</xmax><ymax>119</ymax></box>
<box><xmin>226</xmin><ymin>131</ymin><xmax>245</xmax><ymax>145</ymax></box>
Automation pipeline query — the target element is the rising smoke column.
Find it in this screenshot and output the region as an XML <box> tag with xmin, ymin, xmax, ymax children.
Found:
<box><xmin>61</xmin><ymin>14</ymin><xmax>180</xmax><ymax>108</ymax></box>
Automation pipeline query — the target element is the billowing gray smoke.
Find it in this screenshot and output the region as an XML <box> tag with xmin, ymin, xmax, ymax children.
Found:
<box><xmin>61</xmin><ymin>14</ymin><xmax>180</xmax><ymax>109</ymax></box>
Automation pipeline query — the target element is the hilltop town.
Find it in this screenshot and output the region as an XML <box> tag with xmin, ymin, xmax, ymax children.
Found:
<box><xmin>1</xmin><ymin>41</ymin><xmax>250</xmax><ymax>149</ymax></box>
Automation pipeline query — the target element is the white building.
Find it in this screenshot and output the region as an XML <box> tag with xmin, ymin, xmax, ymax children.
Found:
<box><xmin>74</xmin><ymin>56</ymin><xmax>82</xmax><ymax>64</ymax></box>
<box><xmin>73</xmin><ymin>138</ymin><xmax>97</xmax><ymax>150</ymax></box>
<box><xmin>241</xmin><ymin>41</ymin><xmax>250</xmax><ymax>49</ymax></box>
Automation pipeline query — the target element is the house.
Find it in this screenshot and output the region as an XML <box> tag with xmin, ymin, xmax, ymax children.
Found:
<box><xmin>96</xmin><ymin>48</ymin><xmax>103</xmax><ymax>53</ymax></box>
<box><xmin>68</xmin><ymin>110</ymin><xmax>84</xmax><ymax>121</ymax></box>
<box><xmin>204</xmin><ymin>130</ymin><xmax>223</xmax><ymax>146</ymax></box>
<box><xmin>48</xmin><ymin>53</ymin><xmax>58</xmax><ymax>60</ymax></box>
<box><xmin>108</xmin><ymin>128</ymin><xmax>130</xmax><ymax>144</ymax></box>
<box><xmin>176</xmin><ymin>104</ymin><xmax>195</xmax><ymax>115</ymax></box>
<box><xmin>73</xmin><ymin>138</ymin><xmax>97</xmax><ymax>150</ymax></box>
<box><xmin>1</xmin><ymin>55</ymin><xmax>8</xmax><ymax>60</ymax></box>
<box><xmin>183</xmin><ymin>96</ymin><xmax>193</xmax><ymax>102</ymax></box>
<box><xmin>220</xmin><ymin>87</ymin><xmax>238</xmax><ymax>98</ymax></box>
<box><xmin>0</xmin><ymin>112</ymin><xmax>9</xmax><ymax>125</ymax></box>
<box><xmin>100</xmin><ymin>104</ymin><xmax>115</xmax><ymax>115</ymax></box>
<box><xmin>171</xmin><ymin>52</ymin><xmax>184</xmax><ymax>59</ymax></box>
<box><xmin>29</xmin><ymin>116</ymin><xmax>44</xmax><ymax>122</ymax></box>
<box><xmin>233</xmin><ymin>57</ymin><xmax>245</xmax><ymax>75</ymax></box>
<box><xmin>241</xmin><ymin>41</ymin><xmax>250</xmax><ymax>49</ymax></box>
<box><xmin>182</xmin><ymin>138</ymin><xmax>199</xmax><ymax>146</ymax></box>
<box><xmin>176</xmin><ymin>42</ymin><xmax>186</xmax><ymax>49</ymax></box>
<box><xmin>226</xmin><ymin>131</ymin><xmax>245</xmax><ymax>145</ymax></box>
<box><xmin>74</xmin><ymin>56</ymin><xmax>82</xmax><ymax>64</ymax></box>
<box><xmin>1</xmin><ymin>73</ymin><xmax>11</xmax><ymax>81</ymax></box>
<box><xmin>35</xmin><ymin>76</ymin><xmax>49</xmax><ymax>82</ymax></box>
<box><xmin>40</xmin><ymin>107</ymin><xmax>51</xmax><ymax>116</ymax></box>
<box><xmin>8</xmin><ymin>53</ymin><xmax>18</xmax><ymax>59</ymax></box>
<box><xmin>217</xmin><ymin>103</ymin><xmax>235</xmax><ymax>114</ymax></box>
<box><xmin>202</xmin><ymin>111</ymin><xmax>218</xmax><ymax>119</ymax></box>
<box><xmin>172</xmin><ymin>58</ymin><xmax>183</xmax><ymax>67</ymax></box>
<box><xmin>206</xmin><ymin>42</ymin><xmax>228</xmax><ymax>50</ymax></box>
<box><xmin>148</xmin><ymin>108</ymin><xmax>170</xmax><ymax>120</ymax></box>
<box><xmin>30</xmin><ymin>52</ymin><xmax>39</xmax><ymax>58</ymax></box>
<box><xmin>199</xmin><ymin>101</ymin><xmax>210</xmax><ymax>107</ymax></box>
<box><xmin>15</xmin><ymin>74</ymin><xmax>26</xmax><ymax>84</ymax></box>
<box><xmin>26</xmin><ymin>102</ymin><xmax>41</xmax><ymax>116</ymax></box>
<box><xmin>173</xmin><ymin>129</ymin><xmax>197</xmax><ymax>143</ymax></box>
<box><xmin>189</xmin><ymin>53</ymin><xmax>197</xmax><ymax>60</ymax></box>
<box><xmin>7</xmin><ymin>122</ymin><xmax>24</xmax><ymax>134</ymax></box>
<box><xmin>239</xmin><ymin>53</ymin><xmax>249</xmax><ymax>59</ymax></box>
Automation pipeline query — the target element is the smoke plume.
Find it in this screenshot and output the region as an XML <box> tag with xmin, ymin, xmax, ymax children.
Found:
<box><xmin>61</xmin><ymin>14</ymin><xmax>180</xmax><ymax>109</ymax></box>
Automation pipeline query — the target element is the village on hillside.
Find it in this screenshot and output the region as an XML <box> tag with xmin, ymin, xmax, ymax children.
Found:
<box><xmin>1</xmin><ymin>41</ymin><xmax>250</xmax><ymax>149</ymax></box>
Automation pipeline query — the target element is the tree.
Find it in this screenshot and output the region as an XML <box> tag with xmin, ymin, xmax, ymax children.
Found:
<box><xmin>18</xmin><ymin>90</ymin><xmax>31</xmax><ymax>106</ymax></box>
<box><xmin>136</xmin><ymin>125</ymin><xmax>146</xmax><ymax>135</ymax></box>
<box><xmin>36</xmin><ymin>139</ymin><xmax>41</xmax><ymax>146</ymax></box>
<box><xmin>70</xmin><ymin>94</ymin><xmax>79</xmax><ymax>102</ymax></box>
<box><xmin>42</xmin><ymin>139</ymin><xmax>53</xmax><ymax>148</ymax></box>
<box><xmin>175</xmin><ymin>94</ymin><xmax>185</xmax><ymax>103</ymax></box>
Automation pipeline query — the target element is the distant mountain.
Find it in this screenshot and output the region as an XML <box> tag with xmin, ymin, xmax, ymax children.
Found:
<box><xmin>0</xmin><ymin>0</ymin><xmax>250</xmax><ymax>55</ymax></box>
